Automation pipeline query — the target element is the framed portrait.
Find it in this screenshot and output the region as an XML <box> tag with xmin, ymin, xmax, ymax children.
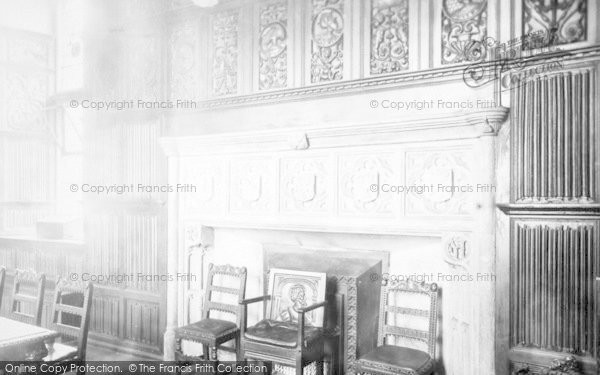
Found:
<box><xmin>267</xmin><ymin>268</ymin><xmax>327</xmax><ymax>328</ymax></box>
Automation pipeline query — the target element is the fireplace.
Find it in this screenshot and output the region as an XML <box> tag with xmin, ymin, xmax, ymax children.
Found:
<box><xmin>159</xmin><ymin>107</ymin><xmax>508</xmax><ymax>374</ymax></box>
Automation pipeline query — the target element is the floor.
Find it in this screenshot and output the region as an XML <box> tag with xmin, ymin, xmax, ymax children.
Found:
<box><xmin>86</xmin><ymin>344</ymin><xmax>149</xmax><ymax>361</ymax></box>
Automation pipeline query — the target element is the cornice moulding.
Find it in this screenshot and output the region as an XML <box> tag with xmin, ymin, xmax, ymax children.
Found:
<box><xmin>160</xmin><ymin>107</ymin><xmax>509</xmax><ymax>156</ymax></box>
<box><xmin>163</xmin><ymin>45</ymin><xmax>600</xmax><ymax>112</ymax></box>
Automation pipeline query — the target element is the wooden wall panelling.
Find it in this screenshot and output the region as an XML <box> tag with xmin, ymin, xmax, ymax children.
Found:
<box><xmin>501</xmin><ymin>58</ymin><xmax>600</xmax><ymax>374</ymax></box>
<box><xmin>511</xmin><ymin>68</ymin><xmax>597</xmax><ymax>204</ymax></box>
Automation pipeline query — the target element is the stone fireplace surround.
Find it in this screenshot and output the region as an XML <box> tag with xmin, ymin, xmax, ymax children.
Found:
<box><xmin>159</xmin><ymin>107</ymin><xmax>509</xmax><ymax>374</ymax></box>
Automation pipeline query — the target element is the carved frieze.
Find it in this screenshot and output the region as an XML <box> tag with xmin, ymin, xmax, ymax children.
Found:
<box><xmin>370</xmin><ymin>0</ymin><xmax>409</xmax><ymax>74</ymax></box>
<box><xmin>212</xmin><ymin>10</ymin><xmax>239</xmax><ymax>96</ymax></box>
<box><xmin>311</xmin><ymin>0</ymin><xmax>344</xmax><ymax>83</ymax></box>
<box><xmin>280</xmin><ymin>156</ymin><xmax>332</xmax><ymax>213</ymax></box>
<box><xmin>523</xmin><ymin>0</ymin><xmax>587</xmax><ymax>50</ymax></box>
<box><xmin>441</xmin><ymin>0</ymin><xmax>487</xmax><ymax>65</ymax></box>
<box><xmin>405</xmin><ymin>150</ymin><xmax>472</xmax><ymax>216</ymax></box>
<box><xmin>259</xmin><ymin>1</ymin><xmax>288</xmax><ymax>90</ymax></box>
<box><xmin>170</xmin><ymin>21</ymin><xmax>200</xmax><ymax>99</ymax></box>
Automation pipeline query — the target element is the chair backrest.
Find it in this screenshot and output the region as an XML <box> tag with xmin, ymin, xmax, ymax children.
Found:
<box><xmin>0</xmin><ymin>267</ymin><xmax>5</xmax><ymax>311</ymax></box>
<box><xmin>10</xmin><ymin>269</ymin><xmax>46</xmax><ymax>326</ymax></box>
<box><xmin>50</xmin><ymin>278</ymin><xmax>94</xmax><ymax>360</ymax></box>
<box><xmin>265</xmin><ymin>268</ymin><xmax>327</xmax><ymax>327</ymax></box>
<box><xmin>202</xmin><ymin>264</ymin><xmax>247</xmax><ymax>325</ymax></box>
<box><xmin>379</xmin><ymin>280</ymin><xmax>439</xmax><ymax>358</ymax></box>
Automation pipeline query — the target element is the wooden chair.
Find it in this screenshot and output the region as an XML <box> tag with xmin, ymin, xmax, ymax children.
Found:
<box><xmin>9</xmin><ymin>269</ymin><xmax>46</xmax><ymax>326</ymax></box>
<box><xmin>43</xmin><ymin>278</ymin><xmax>94</xmax><ymax>372</ymax></box>
<box><xmin>0</xmin><ymin>267</ymin><xmax>5</xmax><ymax>311</ymax></box>
<box><xmin>240</xmin><ymin>269</ymin><xmax>328</xmax><ymax>375</ymax></box>
<box><xmin>356</xmin><ymin>280</ymin><xmax>439</xmax><ymax>375</ymax></box>
<box><xmin>175</xmin><ymin>263</ymin><xmax>247</xmax><ymax>362</ymax></box>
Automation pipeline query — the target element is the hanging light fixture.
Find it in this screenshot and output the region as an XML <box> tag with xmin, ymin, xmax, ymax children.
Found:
<box><xmin>192</xmin><ymin>0</ymin><xmax>219</xmax><ymax>7</ymax></box>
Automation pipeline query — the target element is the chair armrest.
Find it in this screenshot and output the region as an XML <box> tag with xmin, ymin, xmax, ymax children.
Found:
<box><xmin>297</xmin><ymin>300</ymin><xmax>327</xmax><ymax>348</ymax></box>
<box><xmin>297</xmin><ymin>300</ymin><xmax>327</xmax><ymax>314</ymax></box>
<box><xmin>240</xmin><ymin>295</ymin><xmax>271</xmax><ymax>334</ymax></box>
<box><xmin>240</xmin><ymin>295</ymin><xmax>271</xmax><ymax>305</ymax></box>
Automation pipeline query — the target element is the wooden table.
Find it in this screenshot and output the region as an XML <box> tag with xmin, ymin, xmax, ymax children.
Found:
<box><xmin>0</xmin><ymin>317</ymin><xmax>60</xmax><ymax>360</ymax></box>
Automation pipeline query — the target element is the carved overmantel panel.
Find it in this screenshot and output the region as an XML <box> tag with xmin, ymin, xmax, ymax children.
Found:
<box><xmin>161</xmin><ymin>108</ymin><xmax>508</xmax><ymax>236</ymax></box>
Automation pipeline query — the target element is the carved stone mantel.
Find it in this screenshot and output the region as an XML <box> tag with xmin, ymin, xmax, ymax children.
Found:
<box><xmin>159</xmin><ymin>107</ymin><xmax>509</xmax><ymax>367</ymax></box>
<box><xmin>161</xmin><ymin>108</ymin><xmax>509</xmax><ymax>157</ymax></box>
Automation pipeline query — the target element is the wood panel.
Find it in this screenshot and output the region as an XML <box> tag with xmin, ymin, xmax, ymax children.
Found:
<box><xmin>503</xmin><ymin>60</ymin><xmax>600</xmax><ymax>374</ymax></box>
<box><xmin>511</xmin><ymin>221</ymin><xmax>597</xmax><ymax>355</ymax></box>
<box><xmin>511</xmin><ymin>69</ymin><xmax>596</xmax><ymax>203</ymax></box>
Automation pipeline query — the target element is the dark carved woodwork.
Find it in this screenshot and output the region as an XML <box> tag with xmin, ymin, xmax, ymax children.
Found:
<box><xmin>511</xmin><ymin>69</ymin><xmax>596</xmax><ymax>203</ymax></box>
<box><xmin>240</xmin><ymin>269</ymin><xmax>328</xmax><ymax>375</ymax></box>
<box><xmin>175</xmin><ymin>263</ymin><xmax>247</xmax><ymax>361</ymax></box>
<box><xmin>9</xmin><ymin>269</ymin><xmax>46</xmax><ymax>326</ymax></box>
<box><xmin>263</xmin><ymin>246</ymin><xmax>384</xmax><ymax>375</ymax></box>
<box><xmin>522</xmin><ymin>0</ymin><xmax>587</xmax><ymax>50</ymax></box>
<box><xmin>511</xmin><ymin>221</ymin><xmax>596</xmax><ymax>354</ymax></box>
<box><xmin>504</xmin><ymin>61</ymin><xmax>599</xmax><ymax>374</ymax></box>
<box><xmin>46</xmin><ymin>279</ymin><xmax>94</xmax><ymax>368</ymax></box>
<box><xmin>356</xmin><ymin>280</ymin><xmax>438</xmax><ymax>375</ymax></box>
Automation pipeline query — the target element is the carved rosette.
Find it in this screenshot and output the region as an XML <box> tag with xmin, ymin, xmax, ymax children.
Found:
<box><xmin>259</xmin><ymin>1</ymin><xmax>288</xmax><ymax>90</ymax></box>
<box><xmin>441</xmin><ymin>0</ymin><xmax>487</xmax><ymax>65</ymax></box>
<box><xmin>370</xmin><ymin>0</ymin><xmax>409</xmax><ymax>74</ymax></box>
<box><xmin>523</xmin><ymin>0</ymin><xmax>587</xmax><ymax>50</ymax></box>
<box><xmin>311</xmin><ymin>0</ymin><xmax>344</xmax><ymax>83</ymax></box>
<box><xmin>212</xmin><ymin>10</ymin><xmax>239</xmax><ymax>96</ymax></box>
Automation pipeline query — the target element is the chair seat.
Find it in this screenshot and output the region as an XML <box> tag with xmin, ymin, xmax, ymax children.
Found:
<box><xmin>244</xmin><ymin>319</ymin><xmax>323</xmax><ymax>348</ymax></box>
<box><xmin>358</xmin><ymin>346</ymin><xmax>434</xmax><ymax>375</ymax></box>
<box><xmin>43</xmin><ymin>343</ymin><xmax>78</xmax><ymax>362</ymax></box>
<box><xmin>176</xmin><ymin>318</ymin><xmax>239</xmax><ymax>342</ymax></box>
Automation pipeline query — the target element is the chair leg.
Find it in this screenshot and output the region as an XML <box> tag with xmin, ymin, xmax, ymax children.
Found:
<box><xmin>210</xmin><ymin>346</ymin><xmax>218</xmax><ymax>360</ymax></box>
<box><xmin>296</xmin><ymin>355</ymin><xmax>303</xmax><ymax>375</ymax></box>
<box><xmin>234</xmin><ymin>334</ymin><xmax>241</xmax><ymax>362</ymax></box>
<box><xmin>202</xmin><ymin>344</ymin><xmax>209</xmax><ymax>360</ymax></box>
<box><xmin>175</xmin><ymin>337</ymin><xmax>182</xmax><ymax>360</ymax></box>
